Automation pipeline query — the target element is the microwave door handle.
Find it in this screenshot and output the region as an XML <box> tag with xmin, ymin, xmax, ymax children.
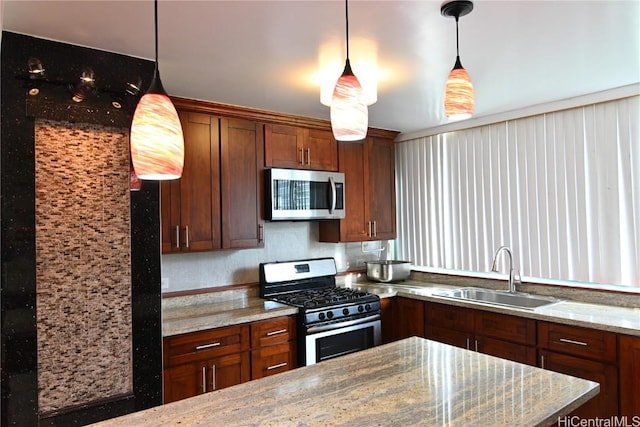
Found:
<box><xmin>328</xmin><ymin>177</ymin><xmax>336</xmax><ymax>214</ymax></box>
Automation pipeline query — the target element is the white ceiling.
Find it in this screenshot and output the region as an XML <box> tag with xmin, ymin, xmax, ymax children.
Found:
<box><xmin>2</xmin><ymin>0</ymin><xmax>639</xmax><ymax>135</ymax></box>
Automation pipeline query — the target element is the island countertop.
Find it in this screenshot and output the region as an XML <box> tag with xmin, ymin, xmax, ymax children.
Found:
<box><xmin>91</xmin><ymin>337</ymin><xmax>598</xmax><ymax>427</ymax></box>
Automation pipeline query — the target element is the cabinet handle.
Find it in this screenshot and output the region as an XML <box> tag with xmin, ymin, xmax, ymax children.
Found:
<box><xmin>474</xmin><ymin>339</ymin><xmax>478</xmax><ymax>352</ymax></box>
<box><xmin>266</xmin><ymin>328</ymin><xmax>287</xmax><ymax>336</ymax></box>
<box><xmin>202</xmin><ymin>366</ymin><xmax>207</xmax><ymax>393</ymax></box>
<box><xmin>267</xmin><ymin>362</ymin><xmax>288</xmax><ymax>371</ymax></box>
<box><xmin>373</xmin><ymin>221</ymin><xmax>377</xmax><ymax>237</ymax></box>
<box><xmin>195</xmin><ymin>342</ymin><xmax>221</xmax><ymax>351</ymax></box>
<box><xmin>540</xmin><ymin>355</ymin><xmax>545</xmax><ymax>369</ymax></box>
<box><xmin>211</xmin><ymin>364</ymin><xmax>216</xmax><ymax>390</ymax></box>
<box><xmin>300</xmin><ymin>148</ymin><xmax>305</xmax><ymax>165</ymax></box>
<box><xmin>185</xmin><ymin>225</ymin><xmax>190</xmax><ymax>248</ymax></box>
<box><xmin>368</xmin><ymin>221</ymin><xmax>372</xmax><ymax>238</ymax></box>
<box><xmin>306</xmin><ymin>148</ymin><xmax>311</xmax><ymax>165</ymax></box>
<box><xmin>175</xmin><ymin>225</ymin><xmax>180</xmax><ymax>249</ymax></box>
<box><xmin>258</xmin><ymin>224</ymin><xmax>264</xmax><ymax>242</ymax></box>
<box><xmin>559</xmin><ymin>338</ymin><xmax>588</xmax><ymax>346</ymax></box>
<box><xmin>466</xmin><ymin>338</ymin><xmax>470</xmax><ymax>350</ymax></box>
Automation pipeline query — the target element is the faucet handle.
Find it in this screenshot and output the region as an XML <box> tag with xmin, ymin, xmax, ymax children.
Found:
<box><xmin>514</xmin><ymin>269</ymin><xmax>522</xmax><ymax>285</ymax></box>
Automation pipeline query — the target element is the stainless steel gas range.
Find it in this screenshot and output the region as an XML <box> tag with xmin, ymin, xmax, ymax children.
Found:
<box><xmin>260</xmin><ymin>257</ymin><xmax>381</xmax><ymax>366</ymax></box>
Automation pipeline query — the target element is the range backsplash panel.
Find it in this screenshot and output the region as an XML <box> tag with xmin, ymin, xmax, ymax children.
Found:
<box><xmin>34</xmin><ymin>119</ymin><xmax>132</xmax><ymax>414</ymax></box>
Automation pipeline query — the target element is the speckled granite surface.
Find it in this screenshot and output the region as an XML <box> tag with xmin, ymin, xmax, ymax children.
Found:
<box><xmin>342</xmin><ymin>280</ymin><xmax>640</xmax><ymax>337</ymax></box>
<box><xmin>90</xmin><ymin>337</ymin><xmax>598</xmax><ymax>427</ymax></box>
<box><xmin>162</xmin><ymin>291</ymin><xmax>297</xmax><ymax>337</ymax></box>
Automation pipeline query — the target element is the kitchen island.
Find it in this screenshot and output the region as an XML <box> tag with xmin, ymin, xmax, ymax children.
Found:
<box><xmin>92</xmin><ymin>337</ymin><xmax>598</xmax><ymax>427</ymax></box>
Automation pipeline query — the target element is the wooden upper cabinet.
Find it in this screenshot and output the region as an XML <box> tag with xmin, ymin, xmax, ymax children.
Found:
<box><xmin>162</xmin><ymin>112</ymin><xmax>221</xmax><ymax>254</ymax></box>
<box><xmin>220</xmin><ymin>118</ymin><xmax>264</xmax><ymax>249</ymax></box>
<box><xmin>161</xmin><ymin>111</ymin><xmax>263</xmax><ymax>254</ymax></box>
<box><xmin>264</xmin><ymin>123</ymin><xmax>338</xmax><ymax>171</ymax></box>
<box><xmin>366</xmin><ymin>137</ymin><xmax>396</xmax><ymax>240</ymax></box>
<box><xmin>319</xmin><ymin>136</ymin><xmax>396</xmax><ymax>242</ymax></box>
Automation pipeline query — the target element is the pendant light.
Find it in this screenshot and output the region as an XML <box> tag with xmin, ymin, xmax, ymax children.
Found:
<box><xmin>441</xmin><ymin>0</ymin><xmax>474</xmax><ymax>121</ymax></box>
<box><xmin>130</xmin><ymin>0</ymin><xmax>184</xmax><ymax>180</ymax></box>
<box><xmin>330</xmin><ymin>0</ymin><xmax>368</xmax><ymax>142</ymax></box>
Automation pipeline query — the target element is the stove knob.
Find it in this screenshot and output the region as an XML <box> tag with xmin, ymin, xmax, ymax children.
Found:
<box><xmin>342</xmin><ymin>308</ymin><xmax>350</xmax><ymax>316</ymax></box>
<box><xmin>318</xmin><ymin>312</ymin><xmax>326</xmax><ymax>321</ymax></box>
<box><xmin>358</xmin><ymin>305</ymin><xmax>364</xmax><ymax>313</ymax></box>
<box><xmin>365</xmin><ymin>304</ymin><xmax>371</xmax><ymax>311</ymax></box>
<box><xmin>327</xmin><ymin>311</ymin><xmax>334</xmax><ymax>319</ymax></box>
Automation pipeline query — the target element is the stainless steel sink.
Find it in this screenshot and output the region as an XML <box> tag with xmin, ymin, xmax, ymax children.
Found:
<box><xmin>433</xmin><ymin>287</ymin><xmax>562</xmax><ymax>310</ymax></box>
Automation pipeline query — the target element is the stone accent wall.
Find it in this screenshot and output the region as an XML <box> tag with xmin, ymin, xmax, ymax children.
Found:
<box><xmin>35</xmin><ymin>119</ymin><xmax>132</xmax><ymax>415</ymax></box>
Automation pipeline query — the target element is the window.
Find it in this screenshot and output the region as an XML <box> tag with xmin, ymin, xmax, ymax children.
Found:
<box><xmin>395</xmin><ymin>96</ymin><xmax>639</xmax><ymax>288</ymax></box>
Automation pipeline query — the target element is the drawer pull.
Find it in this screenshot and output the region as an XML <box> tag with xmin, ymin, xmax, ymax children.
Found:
<box><xmin>267</xmin><ymin>362</ymin><xmax>288</xmax><ymax>370</ymax></box>
<box><xmin>266</xmin><ymin>329</ymin><xmax>287</xmax><ymax>337</ymax></box>
<box><xmin>202</xmin><ymin>367</ymin><xmax>206</xmax><ymax>393</ymax></box>
<box><xmin>559</xmin><ymin>338</ymin><xmax>588</xmax><ymax>346</ymax></box>
<box><xmin>195</xmin><ymin>342</ymin><xmax>221</xmax><ymax>351</ymax></box>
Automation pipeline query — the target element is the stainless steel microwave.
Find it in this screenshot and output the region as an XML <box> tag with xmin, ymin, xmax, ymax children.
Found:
<box><xmin>265</xmin><ymin>168</ymin><xmax>345</xmax><ymax>220</ymax></box>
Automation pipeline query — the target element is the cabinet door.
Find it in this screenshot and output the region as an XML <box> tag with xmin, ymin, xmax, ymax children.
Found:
<box><xmin>366</xmin><ymin>137</ymin><xmax>396</xmax><ymax>240</ymax></box>
<box><xmin>161</xmin><ymin>179</ymin><xmax>181</xmax><ymax>253</ymax></box>
<box><xmin>425</xmin><ymin>324</ymin><xmax>473</xmax><ymax>350</ymax></box>
<box><xmin>264</xmin><ymin>123</ymin><xmax>304</xmax><ymax>169</ymax></box>
<box><xmin>380</xmin><ymin>297</ymin><xmax>394</xmax><ymax>344</ymax></box>
<box><xmin>163</xmin><ymin>362</ymin><xmax>205</xmax><ymax>404</ymax></box>
<box><xmin>205</xmin><ymin>352</ymin><xmax>250</xmax><ymax>392</ymax></box>
<box><xmin>161</xmin><ymin>112</ymin><xmax>221</xmax><ymax>253</ymax></box>
<box><xmin>220</xmin><ymin>119</ymin><xmax>264</xmax><ymax>249</ymax></box>
<box><xmin>619</xmin><ymin>335</ymin><xmax>640</xmax><ymax>417</ymax></box>
<box><xmin>394</xmin><ymin>297</ymin><xmax>424</xmax><ymax>340</ymax></box>
<box><xmin>539</xmin><ymin>350</ymin><xmax>619</xmax><ymax>419</ymax></box>
<box><xmin>303</xmin><ymin>128</ymin><xmax>338</xmax><ymax>171</ymax></box>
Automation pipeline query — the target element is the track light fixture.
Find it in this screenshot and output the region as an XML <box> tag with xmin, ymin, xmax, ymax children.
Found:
<box><xmin>130</xmin><ymin>0</ymin><xmax>184</xmax><ymax>180</ymax></box>
<box><xmin>330</xmin><ymin>0</ymin><xmax>368</xmax><ymax>142</ymax></box>
<box><xmin>70</xmin><ymin>67</ymin><xmax>96</xmax><ymax>102</ymax></box>
<box><xmin>441</xmin><ymin>0</ymin><xmax>475</xmax><ymax>121</ymax></box>
<box><xmin>28</xmin><ymin>57</ymin><xmax>46</xmax><ymax>78</ymax></box>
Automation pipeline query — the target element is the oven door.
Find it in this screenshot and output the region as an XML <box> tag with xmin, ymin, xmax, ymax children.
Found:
<box><xmin>303</xmin><ymin>314</ymin><xmax>381</xmax><ymax>366</ymax></box>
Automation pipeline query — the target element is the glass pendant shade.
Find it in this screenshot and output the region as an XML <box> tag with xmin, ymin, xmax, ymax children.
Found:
<box><xmin>444</xmin><ymin>58</ymin><xmax>474</xmax><ymax>121</ymax></box>
<box><xmin>330</xmin><ymin>60</ymin><xmax>368</xmax><ymax>141</ymax></box>
<box><xmin>130</xmin><ymin>74</ymin><xmax>184</xmax><ymax>180</ymax></box>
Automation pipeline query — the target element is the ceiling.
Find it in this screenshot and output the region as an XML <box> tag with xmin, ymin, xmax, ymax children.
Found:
<box><xmin>2</xmin><ymin>0</ymin><xmax>639</xmax><ymax>136</ymax></box>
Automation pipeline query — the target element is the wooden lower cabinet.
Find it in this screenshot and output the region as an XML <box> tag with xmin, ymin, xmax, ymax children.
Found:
<box><xmin>393</xmin><ymin>297</ymin><xmax>425</xmax><ymax>340</ymax></box>
<box><xmin>164</xmin><ymin>352</ymin><xmax>250</xmax><ymax>404</ymax></box>
<box><xmin>619</xmin><ymin>334</ymin><xmax>640</xmax><ymax>417</ymax></box>
<box><xmin>380</xmin><ymin>297</ymin><xmax>394</xmax><ymax>344</ymax></box>
<box><xmin>163</xmin><ymin>316</ymin><xmax>296</xmax><ymax>404</ymax></box>
<box><xmin>424</xmin><ymin>301</ymin><xmax>537</xmax><ymax>366</ymax></box>
<box><xmin>538</xmin><ymin>321</ymin><xmax>619</xmax><ymax>419</ymax></box>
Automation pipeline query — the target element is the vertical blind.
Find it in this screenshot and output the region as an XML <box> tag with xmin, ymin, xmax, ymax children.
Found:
<box><xmin>396</xmin><ymin>96</ymin><xmax>639</xmax><ymax>288</ymax></box>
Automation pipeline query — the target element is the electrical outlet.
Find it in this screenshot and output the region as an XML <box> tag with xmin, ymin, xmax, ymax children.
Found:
<box><xmin>161</xmin><ymin>278</ymin><xmax>170</xmax><ymax>289</ymax></box>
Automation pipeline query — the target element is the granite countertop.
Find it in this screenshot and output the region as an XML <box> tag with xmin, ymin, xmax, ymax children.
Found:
<box><xmin>162</xmin><ymin>279</ymin><xmax>640</xmax><ymax>338</ymax></box>
<box><xmin>90</xmin><ymin>336</ymin><xmax>598</xmax><ymax>427</ymax></box>
<box><xmin>343</xmin><ymin>280</ymin><xmax>640</xmax><ymax>337</ymax></box>
<box><xmin>162</xmin><ymin>293</ymin><xmax>297</xmax><ymax>337</ymax></box>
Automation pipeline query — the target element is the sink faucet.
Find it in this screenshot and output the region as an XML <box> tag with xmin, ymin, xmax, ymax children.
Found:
<box><xmin>491</xmin><ymin>246</ymin><xmax>519</xmax><ymax>293</ymax></box>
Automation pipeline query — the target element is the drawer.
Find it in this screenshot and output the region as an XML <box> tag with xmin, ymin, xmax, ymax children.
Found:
<box><xmin>164</xmin><ymin>325</ymin><xmax>250</xmax><ymax>367</ymax></box>
<box><xmin>250</xmin><ymin>316</ymin><xmax>296</xmax><ymax>348</ymax></box>
<box><xmin>425</xmin><ymin>302</ymin><xmax>473</xmax><ymax>332</ymax></box>
<box><xmin>251</xmin><ymin>342</ymin><xmax>296</xmax><ymax>380</ymax></box>
<box><xmin>475</xmin><ymin>311</ymin><xmax>536</xmax><ymax>346</ymax></box>
<box><xmin>537</xmin><ymin>321</ymin><xmax>616</xmax><ymax>363</ymax></box>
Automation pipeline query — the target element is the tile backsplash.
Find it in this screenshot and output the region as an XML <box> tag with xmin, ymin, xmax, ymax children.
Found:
<box><xmin>161</xmin><ymin>221</ymin><xmax>387</xmax><ymax>293</ymax></box>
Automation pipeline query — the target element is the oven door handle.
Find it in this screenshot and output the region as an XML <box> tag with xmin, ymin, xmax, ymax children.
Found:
<box><xmin>306</xmin><ymin>314</ymin><xmax>381</xmax><ymax>334</ymax></box>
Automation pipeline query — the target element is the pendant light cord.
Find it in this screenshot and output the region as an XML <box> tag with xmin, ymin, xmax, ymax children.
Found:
<box><xmin>345</xmin><ymin>0</ymin><xmax>350</xmax><ymax>60</ymax></box>
<box><xmin>154</xmin><ymin>0</ymin><xmax>159</xmax><ymax>71</ymax></box>
<box><xmin>455</xmin><ymin>15</ymin><xmax>460</xmax><ymax>58</ymax></box>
